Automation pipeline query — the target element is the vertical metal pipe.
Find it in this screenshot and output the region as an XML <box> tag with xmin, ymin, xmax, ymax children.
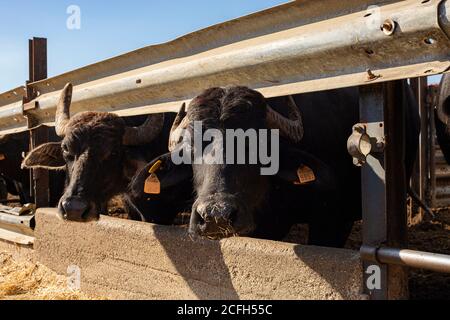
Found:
<box><xmin>410</xmin><ymin>77</ymin><xmax>430</xmax><ymax>222</ymax></box>
<box><xmin>359</xmin><ymin>81</ymin><xmax>409</xmax><ymax>300</ymax></box>
<box><xmin>359</xmin><ymin>84</ymin><xmax>388</xmax><ymax>300</ymax></box>
<box><xmin>418</xmin><ymin>78</ymin><xmax>429</xmax><ymax>214</ymax></box>
<box><xmin>384</xmin><ymin>81</ymin><xmax>408</xmax><ymax>246</ymax></box>
<box><xmin>384</xmin><ymin>81</ymin><xmax>409</xmax><ymax>300</ymax></box>
<box><xmin>429</xmin><ymin>85</ymin><xmax>438</xmax><ymax>208</ymax></box>
<box><xmin>421</xmin><ymin>78</ymin><xmax>430</xmax><ymax>206</ymax></box>
<box><xmin>409</xmin><ymin>78</ymin><xmax>421</xmax><ymax>223</ymax></box>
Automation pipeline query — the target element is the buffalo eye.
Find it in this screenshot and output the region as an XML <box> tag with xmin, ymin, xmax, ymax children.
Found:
<box><xmin>61</xmin><ymin>146</ymin><xmax>74</xmax><ymax>161</ymax></box>
<box><xmin>64</xmin><ymin>152</ymin><xmax>74</xmax><ymax>161</ymax></box>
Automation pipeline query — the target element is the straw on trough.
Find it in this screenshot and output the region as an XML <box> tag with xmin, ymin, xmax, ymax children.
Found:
<box><xmin>0</xmin><ymin>252</ymin><xmax>98</xmax><ymax>300</ymax></box>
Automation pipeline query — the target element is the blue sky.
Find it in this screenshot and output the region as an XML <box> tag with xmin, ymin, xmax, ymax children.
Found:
<box><xmin>0</xmin><ymin>0</ymin><xmax>441</xmax><ymax>93</ymax></box>
<box><xmin>0</xmin><ymin>0</ymin><xmax>286</xmax><ymax>92</ymax></box>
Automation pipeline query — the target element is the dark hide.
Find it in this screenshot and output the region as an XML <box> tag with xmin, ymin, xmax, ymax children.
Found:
<box><xmin>125</xmin><ymin>153</ymin><xmax>193</xmax><ymax>224</ymax></box>
<box><xmin>128</xmin><ymin>84</ymin><xmax>420</xmax><ymax>248</ymax></box>
<box><xmin>22</xmin><ymin>112</ymin><xmax>174</xmax><ymax>221</ymax></box>
<box><xmin>0</xmin><ymin>131</ymin><xmax>31</xmax><ymax>204</ymax></box>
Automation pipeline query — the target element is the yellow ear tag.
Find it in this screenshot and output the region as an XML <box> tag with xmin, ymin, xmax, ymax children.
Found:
<box><xmin>144</xmin><ymin>160</ymin><xmax>163</xmax><ymax>194</ymax></box>
<box><xmin>0</xmin><ymin>154</ymin><xmax>5</xmax><ymax>161</ymax></box>
<box><xmin>294</xmin><ymin>165</ymin><xmax>316</xmax><ymax>185</ymax></box>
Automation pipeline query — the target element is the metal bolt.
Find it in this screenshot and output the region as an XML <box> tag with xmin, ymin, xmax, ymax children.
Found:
<box><xmin>366</xmin><ymin>69</ymin><xmax>381</xmax><ymax>81</ymax></box>
<box><xmin>381</xmin><ymin>19</ymin><xmax>396</xmax><ymax>36</ymax></box>
<box><xmin>376</xmin><ymin>141</ymin><xmax>385</xmax><ymax>150</ymax></box>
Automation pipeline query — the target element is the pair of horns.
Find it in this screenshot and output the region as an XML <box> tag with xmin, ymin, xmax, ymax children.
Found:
<box><xmin>266</xmin><ymin>96</ymin><xmax>304</xmax><ymax>144</ymax></box>
<box><xmin>168</xmin><ymin>96</ymin><xmax>304</xmax><ymax>152</ymax></box>
<box><xmin>55</xmin><ymin>83</ymin><xmax>164</xmax><ymax>146</ymax></box>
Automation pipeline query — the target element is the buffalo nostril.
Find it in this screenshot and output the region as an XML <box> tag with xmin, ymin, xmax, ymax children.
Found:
<box><xmin>61</xmin><ymin>197</ymin><xmax>89</xmax><ymax>221</ymax></box>
<box><xmin>200</xmin><ymin>203</ymin><xmax>238</xmax><ymax>223</ymax></box>
<box><xmin>215</xmin><ymin>206</ymin><xmax>238</xmax><ymax>226</ymax></box>
<box><xmin>205</xmin><ymin>205</ymin><xmax>238</xmax><ymax>229</ymax></box>
<box><xmin>189</xmin><ymin>208</ymin><xmax>207</xmax><ymax>236</ymax></box>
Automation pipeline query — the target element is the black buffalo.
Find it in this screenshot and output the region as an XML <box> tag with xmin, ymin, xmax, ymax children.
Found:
<box><xmin>128</xmin><ymin>84</ymin><xmax>420</xmax><ymax>248</ymax></box>
<box><xmin>0</xmin><ymin>132</ymin><xmax>31</xmax><ymax>204</ymax></box>
<box><xmin>22</xmin><ymin>83</ymin><xmax>173</xmax><ymax>222</ymax></box>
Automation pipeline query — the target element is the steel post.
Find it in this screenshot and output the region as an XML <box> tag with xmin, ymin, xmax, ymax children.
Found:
<box><xmin>360</xmin><ymin>81</ymin><xmax>409</xmax><ymax>300</ymax></box>
<box><xmin>28</xmin><ymin>37</ymin><xmax>49</xmax><ymax>208</ymax></box>
<box><xmin>410</xmin><ymin>77</ymin><xmax>430</xmax><ymax>223</ymax></box>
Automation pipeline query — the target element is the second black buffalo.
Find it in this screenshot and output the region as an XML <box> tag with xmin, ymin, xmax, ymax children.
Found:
<box><xmin>127</xmin><ymin>84</ymin><xmax>420</xmax><ymax>248</ymax></box>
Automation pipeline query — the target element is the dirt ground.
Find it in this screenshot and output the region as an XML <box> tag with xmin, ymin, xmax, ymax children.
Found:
<box><xmin>404</xmin><ymin>210</ymin><xmax>450</xmax><ymax>300</ymax></box>
<box><xmin>286</xmin><ymin>210</ymin><xmax>450</xmax><ymax>300</ymax></box>
<box><xmin>0</xmin><ymin>252</ymin><xmax>97</xmax><ymax>300</ymax></box>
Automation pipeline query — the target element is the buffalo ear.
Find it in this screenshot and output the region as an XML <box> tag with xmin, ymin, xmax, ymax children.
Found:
<box><xmin>21</xmin><ymin>142</ymin><xmax>65</xmax><ymax>170</ymax></box>
<box><xmin>143</xmin><ymin>153</ymin><xmax>192</xmax><ymax>190</ymax></box>
<box><xmin>128</xmin><ymin>153</ymin><xmax>192</xmax><ymax>199</ymax></box>
<box><xmin>275</xmin><ymin>147</ymin><xmax>336</xmax><ymax>191</ymax></box>
<box><xmin>159</xmin><ymin>154</ymin><xmax>192</xmax><ymax>189</ymax></box>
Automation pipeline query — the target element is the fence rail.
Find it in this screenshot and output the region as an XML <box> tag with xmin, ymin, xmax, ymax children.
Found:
<box><xmin>0</xmin><ymin>0</ymin><xmax>449</xmax><ymax>136</ymax></box>
<box><xmin>1</xmin><ymin>0</ymin><xmax>450</xmax><ymax>300</ymax></box>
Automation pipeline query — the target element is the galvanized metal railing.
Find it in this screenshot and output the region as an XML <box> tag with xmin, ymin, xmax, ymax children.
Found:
<box><xmin>1</xmin><ymin>0</ymin><xmax>450</xmax><ymax>300</ymax></box>
<box><xmin>0</xmin><ymin>0</ymin><xmax>449</xmax><ymax>136</ymax></box>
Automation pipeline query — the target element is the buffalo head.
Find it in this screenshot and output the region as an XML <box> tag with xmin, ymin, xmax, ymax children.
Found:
<box><xmin>22</xmin><ymin>83</ymin><xmax>164</xmax><ymax>222</ymax></box>
<box><xmin>154</xmin><ymin>86</ymin><xmax>328</xmax><ymax>239</ymax></box>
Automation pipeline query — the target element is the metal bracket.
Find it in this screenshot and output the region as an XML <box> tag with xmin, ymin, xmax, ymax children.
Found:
<box><xmin>23</xmin><ymin>100</ymin><xmax>38</xmax><ymax>112</ymax></box>
<box><xmin>347</xmin><ymin>122</ymin><xmax>385</xmax><ymax>166</ymax></box>
<box><xmin>360</xmin><ymin>245</ymin><xmax>382</xmax><ymax>264</ymax></box>
<box><xmin>22</xmin><ymin>97</ymin><xmax>40</xmax><ymax>129</ymax></box>
<box><xmin>21</xmin><ymin>78</ymin><xmax>41</xmax><ymax>129</ymax></box>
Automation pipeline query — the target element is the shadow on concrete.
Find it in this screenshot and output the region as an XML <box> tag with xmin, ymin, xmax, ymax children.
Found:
<box><xmin>293</xmin><ymin>244</ymin><xmax>362</xmax><ymax>299</ymax></box>
<box><xmin>152</xmin><ymin>225</ymin><xmax>239</xmax><ymax>300</ymax></box>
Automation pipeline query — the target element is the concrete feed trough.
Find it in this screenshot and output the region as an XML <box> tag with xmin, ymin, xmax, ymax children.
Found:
<box><xmin>34</xmin><ymin>208</ymin><xmax>364</xmax><ymax>300</ymax></box>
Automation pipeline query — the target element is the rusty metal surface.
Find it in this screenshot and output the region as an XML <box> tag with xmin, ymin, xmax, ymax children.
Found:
<box><xmin>0</xmin><ymin>0</ymin><xmax>449</xmax><ymax>136</ymax></box>
<box><xmin>28</xmin><ymin>37</ymin><xmax>50</xmax><ymax>209</ymax></box>
<box><xmin>0</xmin><ymin>86</ymin><xmax>28</xmax><ymax>136</ymax></box>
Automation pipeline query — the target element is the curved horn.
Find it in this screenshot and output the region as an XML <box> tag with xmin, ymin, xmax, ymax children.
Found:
<box><xmin>55</xmin><ymin>83</ymin><xmax>73</xmax><ymax>137</ymax></box>
<box><xmin>266</xmin><ymin>95</ymin><xmax>304</xmax><ymax>144</ymax></box>
<box><xmin>123</xmin><ymin>113</ymin><xmax>165</xmax><ymax>146</ymax></box>
<box><xmin>168</xmin><ymin>103</ymin><xmax>190</xmax><ymax>152</ymax></box>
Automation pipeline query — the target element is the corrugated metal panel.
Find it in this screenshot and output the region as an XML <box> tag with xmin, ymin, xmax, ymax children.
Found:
<box><xmin>0</xmin><ymin>86</ymin><xmax>28</xmax><ymax>137</ymax></box>
<box><xmin>433</xmin><ymin>146</ymin><xmax>450</xmax><ymax>207</ymax></box>
<box><xmin>421</xmin><ymin>82</ymin><xmax>449</xmax><ymax>209</ymax></box>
